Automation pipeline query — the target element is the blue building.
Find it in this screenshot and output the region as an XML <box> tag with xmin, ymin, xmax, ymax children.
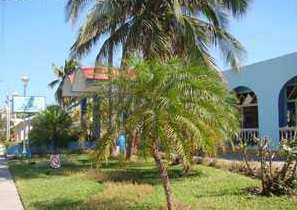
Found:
<box><xmin>223</xmin><ymin>52</ymin><xmax>297</xmax><ymax>146</ymax></box>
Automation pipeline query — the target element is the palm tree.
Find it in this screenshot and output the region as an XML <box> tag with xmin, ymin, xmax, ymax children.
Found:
<box><xmin>92</xmin><ymin>94</ymin><xmax>101</xmax><ymax>140</ymax></box>
<box><xmin>95</xmin><ymin>58</ymin><xmax>239</xmax><ymax>210</ymax></box>
<box><xmin>30</xmin><ymin>105</ymin><xmax>73</xmax><ymax>154</ymax></box>
<box><xmin>49</xmin><ymin>59</ymin><xmax>80</xmax><ymax>106</ymax></box>
<box><xmin>65</xmin><ymin>0</ymin><xmax>250</xmax><ymax>69</ymax></box>
<box><xmin>48</xmin><ymin>59</ymin><xmax>91</xmax><ymax>140</ymax></box>
<box><xmin>65</xmin><ymin>0</ymin><xmax>249</xmax><ymax>158</ymax></box>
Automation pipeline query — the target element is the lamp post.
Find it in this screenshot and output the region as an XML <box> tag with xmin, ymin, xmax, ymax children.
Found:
<box><xmin>11</xmin><ymin>91</ymin><xmax>19</xmax><ymax>141</ymax></box>
<box><xmin>5</xmin><ymin>91</ymin><xmax>19</xmax><ymax>142</ymax></box>
<box><xmin>21</xmin><ymin>75</ymin><xmax>29</xmax><ymax>156</ymax></box>
<box><xmin>5</xmin><ymin>94</ymin><xmax>10</xmax><ymax>142</ymax></box>
<box><xmin>21</xmin><ymin>76</ymin><xmax>29</xmax><ymax>97</ymax></box>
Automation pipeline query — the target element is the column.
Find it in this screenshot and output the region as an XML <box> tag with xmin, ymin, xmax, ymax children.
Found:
<box><xmin>257</xmin><ymin>92</ymin><xmax>280</xmax><ymax>148</ymax></box>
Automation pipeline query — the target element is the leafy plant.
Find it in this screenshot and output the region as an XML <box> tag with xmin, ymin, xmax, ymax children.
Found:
<box><xmin>251</xmin><ymin>137</ymin><xmax>297</xmax><ymax>196</ymax></box>
<box><xmin>237</xmin><ymin>134</ymin><xmax>297</xmax><ymax>196</ymax></box>
<box><xmin>93</xmin><ymin>58</ymin><xmax>239</xmax><ymax>210</ymax></box>
<box><xmin>29</xmin><ymin>105</ymin><xmax>73</xmax><ymax>153</ymax></box>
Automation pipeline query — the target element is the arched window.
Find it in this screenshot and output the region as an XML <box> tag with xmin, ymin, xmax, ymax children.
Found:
<box><xmin>233</xmin><ymin>86</ymin><xmax>259</xmax><ymax>143</ymax></box>
<box><xmin>234</xmin><ymin>86</ymin><xmax>259</xmax><ymax>129</ymax></box>
<box><xmin>279</xmin><ymin>76</ymin><xmax>297</xmax><ymax>140</ymax></box>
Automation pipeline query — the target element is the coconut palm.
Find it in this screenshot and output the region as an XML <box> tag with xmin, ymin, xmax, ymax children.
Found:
<box><xmin>49</xmin><ymin>59</ymin><xmax>80</xmax><ymax>106</ymax></box>
<box><xmin>65</xmin><ymin>0</ymin><xmax>250</xmax><ymax>69</ymax></box>
<box><xmin>95</xmin><ymin>58</ymin><xmax>239</xmax><ymax>210</ymax></box>
<box><xmin>48</xmin><ymin>60</ymin><xmax>92</xmax><ymax>140</ymax></box>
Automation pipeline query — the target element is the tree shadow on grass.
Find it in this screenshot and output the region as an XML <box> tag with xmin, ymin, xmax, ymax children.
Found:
<box><xmin>195</xmin><ymin>186</ymin><xmax>257</xmax><ymax>199</ymax></box>
<box><xmin>31</xmin><ymin>199</ymin><xmax>82</xmax><ymax>210</ymax></box>
<box><xmin>9</xmin><ymin>156</ymin><xmax>204</xmax><ymax>185</ymax></box>
<box><xmin>94</xmin><ymin>166</ymin><xmax>204</xmax><ymax>186</ymax></box>
<box><xmin>31</xmin><ymin>197</ymin><xmax>160</xmax><ymax>210</ymax></box>
<box><xmin>196</xmin><ymin>190</ymin><xmax>243</xmax><ymax>199</ymax></box>
<box><xmin>9</xmin><ymin>159</ymin><xmax>92</xmax><ymax>179</ymax></box>
<box><xmin>31</xmin><ymin>196</ymin><xmax>193</xmax><ymax>210</ymax></box>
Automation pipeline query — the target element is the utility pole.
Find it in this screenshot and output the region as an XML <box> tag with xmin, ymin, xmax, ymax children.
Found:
<box><xmin>5</xmin><ymin>95</ymin><xmax>10</xmax><ymax>141</ymax></box>
<box><xmin>21</xmin><ymin>75</ymin><xmax>29</xmax><ymax>156</ymax></box>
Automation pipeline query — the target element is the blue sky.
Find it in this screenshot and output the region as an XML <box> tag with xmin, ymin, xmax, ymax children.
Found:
<box><xmin>0</xmin><ymin>0</ymin><xmax>296</xmax><ymax>105</ymax></box>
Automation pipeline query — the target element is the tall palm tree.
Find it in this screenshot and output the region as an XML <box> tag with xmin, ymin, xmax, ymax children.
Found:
<box><xmin>95</xmin><ymin>58</ymin><xmax>239</xmax><ymax>210</ymax></box>
<box><xmin>49</xmin><ymin>59</ymin><xmax>91</xmax><ymax>140</ymax></box>
<box><xmin>65</xmin><ymin>0</ymin><xmax>249</xmax><ymax>157</ymax></box>
<box><xmin>49</xmin><ymin>59</ymin><xmax>80</xmax><ymax>106</ymax></box>
<box><xmin>65</xmin><ymin>0</ymin><xmax>250</xmax><ymax>69</ymax></box>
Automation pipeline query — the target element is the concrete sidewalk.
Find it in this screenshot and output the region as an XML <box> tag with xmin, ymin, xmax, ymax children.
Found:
<box><xmin>0</xmin><ymin>157</ymin><xmax>24</xmax><ymax>210</ymax></box>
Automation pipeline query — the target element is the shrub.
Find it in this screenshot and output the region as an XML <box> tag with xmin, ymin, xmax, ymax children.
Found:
<box><xmin>29</xmin><ymin>105</ymin><xmax>73</xmax><ymax>153</ymax></box>
<box><xmin>237</xmin><ymin>136</ymin><xmax>297</xmax><ymax>196</ymax></box>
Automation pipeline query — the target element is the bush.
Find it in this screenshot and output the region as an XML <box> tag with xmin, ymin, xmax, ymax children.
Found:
<box><xmin>29</xmin><ymin>105</ymin><xmax>73</xmax><ymax>152</ymax></box>
<box><xmin>237</xmin><ymin>136</ymin><xmax>297</xmax><ymax>196</ymax></box>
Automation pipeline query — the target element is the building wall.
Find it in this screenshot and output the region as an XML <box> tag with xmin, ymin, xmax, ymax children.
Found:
<box><xmin>223</xmin><ymin>52</ymin><xmax>297</xmax><ymax>146</ymax></box>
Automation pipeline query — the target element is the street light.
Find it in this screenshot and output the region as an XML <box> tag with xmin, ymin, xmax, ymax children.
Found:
<box><xmin>5</xmin><ymin>94</ymin><xmax>10</xmax><ymax>142</ymax></box>
<box><xmin>21</xmin><ymin>75</ymin><xmax>29</xmax><ymax>97</ymax></box>
<box><xmin>21</xmin><ymin>75</ymin><xmax>29</xmax><ymax>156</ymax></box>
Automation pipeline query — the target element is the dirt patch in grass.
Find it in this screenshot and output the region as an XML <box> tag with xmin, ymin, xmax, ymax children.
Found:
<box><xmin>85</xmin><ymin>181</ymin><xmax>154</xmax><ymax>209</ymax></box>
<box><xmin>84</xmin><ymin>182</ymin><xmax>193</xmax><ymax>210</ymax></box>
<box><xmin>85</xmin><ymin>168</ymin><xmax>194</xmax><ymax>209</ymax></box>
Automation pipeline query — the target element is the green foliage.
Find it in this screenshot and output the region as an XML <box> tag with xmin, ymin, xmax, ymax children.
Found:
<box><xmin>49</xmin><ymin>59</ymin><xmax>80</xmax><ymax>106</ymax></box>
<box><xmin>0</xmin><ymin>116</ymin><xmax>6</xmax><ymax>142</ymax></box>
<box><xmin>65</xmin><ymin>0</ymin><xmax>250</xmax><ymax>69</ymax></box>
<box><xmin>29</xmin><ymin>105</ymin><xmax>73</xmax><ymax>150</ymax></box>
<box><xmin>253</xmin><ymin>137</ymin><xmax>297</xmax><ymax>196</ymax></box>
<box><xmin>96</xmin><ymin>58</ymin><xmax>239</xmax><ymax>168</ymax></box>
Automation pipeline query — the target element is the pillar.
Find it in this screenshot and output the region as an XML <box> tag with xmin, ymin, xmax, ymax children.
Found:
<box><xmin>257</xmin><ymin>91</ymin><xmax>280</xmax><ymax>148</ymax></box>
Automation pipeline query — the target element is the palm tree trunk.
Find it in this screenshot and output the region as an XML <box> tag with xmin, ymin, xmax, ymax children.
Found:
<box><xmin>92</xmin><ymin>94</ymin><xmax>101</xmax><ymax>141</ymax></box>
<box><xmin>52</xmin><ymin>132</ymin><xmax>58</xmax><ymax>154</ymax></box>
<box><xmin>108</xmin><ymin>27</ymin><xmax>114</xmax><ymax>132</ymax></box>
<box><xmin>126</xmin><ymin>129</ymin><xmax>139</xmax><ymax>160</ymax></box>
<box><xmin>108</xmin><ymin>79</ymin><xmax>113</xmax><ymax>132</ymax></box>
<box><xmin>80</xmin><ymin>98</ymin><xmax>88</xmax><ymax>140</ymax></box>
<box><xmin>152</xmin><ymin>142</ymin><xmax>174</xmax><ymax>210</ymax></box>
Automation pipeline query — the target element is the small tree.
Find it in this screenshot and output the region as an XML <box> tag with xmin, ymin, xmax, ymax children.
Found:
<box><xmin>253</xmin><ymin>137</ymin><xmax>297</xmax><ymax>196</ymax></box>
<box><xmin>0</xmin><ymin>116</ymin><xmax>6</xmax><ymax>142</ymax></box>
<box><xmin>29</xmin><ymin>105</ymin><xmax>73</xmax><ymax>154</ymax></box>
<box><xmin>95</xmin><ymin>58</ymin><xmax>239</xmax><ymax>210</ymax></box>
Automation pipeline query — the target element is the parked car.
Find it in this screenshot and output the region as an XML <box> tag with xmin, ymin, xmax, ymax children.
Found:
<box><xmin>0</xmin><ymin>143</ymin><xmax>6</xmax><ymax>157</ymax></box>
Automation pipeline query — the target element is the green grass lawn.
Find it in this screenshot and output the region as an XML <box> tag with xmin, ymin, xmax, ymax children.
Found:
<box><xmin>8</xmin><ymin>154</ymin><xmax>297</xmax><ymax>210</ymax></box>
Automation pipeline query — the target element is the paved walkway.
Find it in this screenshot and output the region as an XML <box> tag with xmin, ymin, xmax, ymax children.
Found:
<box><xmin>0</xmin><ymin>157</ymin><xmax>24</xmax><ymax>210</ymax></box>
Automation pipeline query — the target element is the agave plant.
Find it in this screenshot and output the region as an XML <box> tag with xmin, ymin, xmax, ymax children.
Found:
<box><xmin>94</xmin><ymin>58</ymin><xmax>239</xmax><ymax>210</ymax></box>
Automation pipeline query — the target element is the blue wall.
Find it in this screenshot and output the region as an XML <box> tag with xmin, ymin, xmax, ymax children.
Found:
<box><xmin>278</xmin><ymin>86</ymin><xmax>287</xmax><ymax>127</ymax></box>
<box><xmin>223</xmin><ymin>52</ymin><xmax>297</xmax><ymax>146</ymax></box>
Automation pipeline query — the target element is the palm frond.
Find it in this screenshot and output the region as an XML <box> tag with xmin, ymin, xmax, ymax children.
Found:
<box><xmin>67</xmin><ymin>0</ymin><xmax>250</xmax><ymax>68</ymax></box>
<box><xmin>65</xmin><ymin>0</ymin><xmax>93</xmax><ymax>24</ymax></box>
<box><xmin>48</xmin><ymin>79</ymin><xmax>60</xmax><ymax>88</ymax></box>
<box><xmin>221</xmin><ymin>0</ymin><xmax>251</xmax><ymax>16</ymax></box>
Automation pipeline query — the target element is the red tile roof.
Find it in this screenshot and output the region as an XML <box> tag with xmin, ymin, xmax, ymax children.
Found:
<box><xmin>81</xmin><ymin>67</ymin><xmax>111</xmax><ymax>80</ymax></box>
<box><xmin>81</xmin><ymin>66</ymin><xmax>136</xmax><ymax>80</ymax></box>
<box><xmin>67</xmin><ymin>66</ymin><xmax>135</xmax><ymax>84</ymax></box>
